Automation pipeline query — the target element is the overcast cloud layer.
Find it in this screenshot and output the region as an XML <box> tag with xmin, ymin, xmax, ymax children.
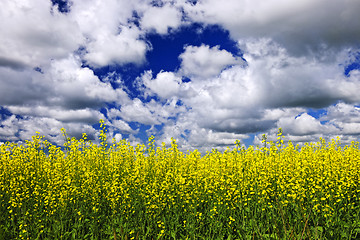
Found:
<box><xmin>1</xmin><ymin>0</ymin><xmax>360</xmax><ymax>151</ymax></box>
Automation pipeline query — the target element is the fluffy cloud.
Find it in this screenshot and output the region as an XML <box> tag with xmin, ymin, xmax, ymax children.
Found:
<box><xmin>250</xmin><ymin>102</ymin><xmax>360</xmax><ymax>147</ymax></box>
<box><xmin>278</xmin><ymin>113</ymin><xmax>335</xmax><ymax>136</ymax></box>
<box><xmin>71</xmin><ymin>0</ymin><xmax>152</xmax><ymax>67</ymax></box>
<box><xmin>109</xmin><ymin>97</ymin><xmax>186</xmax><ymax>126</ymax></box>
<box><xmin>0</xmin><ymin>0</ymin><xmax>83</xmax><ymax>69</ymax></box>
<box><xmin>155</xmin><ymin>116</ymin><xmax>249</xmax><ymax>152</ymax></box>
<box><xmin>321</xmin><ymin>103</ymin><xmax>360</xmax><ymax>135</ymax></box>
<box><xmin>0</xmin><ymin>114</ymin><xmax>98</xmax><ymax>144</ymax></box>
<box><xmin>181</xmin><ymin>0</ymin><xmax>360</xmax><ymax>56</ymax></box>
<box><xmin>1</xmin><ymin>55</ymin><xmax>128</xmax><ymax>110</ymax></box>
<box><xmin>0</xmin><ymin>67</ymin><xmax>45</xmax><ymax>106</ymax></box>
<box><xmin>0</xmin><ymin>115</ymin><xmax>19</xmax><ymax>141</ymax></box>
<box><xmin>110</xmin><ymin>99</ymin><xmax>161</xmax><ymax>126</ymax></box>
<box><xmin>0</xmin><ymin>54</ymin><xmax>131</xmax><ymax>143</ymax></box>
<box><xmin>139</xmin><ymin>70</ymin><xmax>195</xmax><ymax>100</ymax></box>
<box><xmin>70</xmin><ymin>0</ymin><xmax>136</xmax><ymax>35</ymax></box>
<box><xmin>6</xmin><ymin>106</ymin><xmax>103</xmax><ymax>124</ymax></box>
<box><xmin>47</xmin><ymin>55</ymin><xmax>129</xmax><ymax>106</ymax></box>
<box><xmin>111</xmin><ymin>119</ymin><xmax>137</xmax><ymax>135</ymax></box>
<box><xmin>0</xmin><ymin>0</ymin><xmax>155</xmax><ymax>69</ymax></box>
<box><xmin>140</xmin><ymin>3</ymin><xmax>183</xmax><ymax>34</ymax></box>
<box><xmin>323</xmin><ymin>103</ymin><xmax>360</xmax><ymax>123</ymax></box>
<box><xmin>237</xmin><ymin>39</ymin><xmax>349</xmax><ymax>108</ymax></box>
<box><xmin>140</xmin><ymin>71</ymin><xmax>182</xmax><ymax>99</ymax></box>
<box><xmin>179</xmin><ymin>44</ymin><xmax>240</xmax><ymax>79</ymax></box>
<box><xmin>83</xmin><ymin>26</ymin><xmax>149</xmax><ymax>67</ymax></box>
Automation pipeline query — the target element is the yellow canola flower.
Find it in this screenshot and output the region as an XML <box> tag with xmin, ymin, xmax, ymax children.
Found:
<box><xmin>1</xmin><ymin>124</ymin><xmax>360</xmax><ymax>239</ymax></box>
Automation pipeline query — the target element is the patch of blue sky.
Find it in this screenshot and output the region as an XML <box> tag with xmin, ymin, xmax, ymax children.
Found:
<box><xmin>307</xmin><ymin>108</ymin><xmax>327</xmax><ymax>119</ymax></box>
<box><xmin>51</xmin><ymin>0</ymin><xmax>71</xmax><ymax>13</ymax></box>
<box><xmin>0</xmin><ymin>107</ymin><xmax>12</xmax><ymax>120</ymax></box>
<box><xmin>242</xmin><ymin>134</ymin><xmax>255</xmax><ymax>148</ymax></box>
<box><xmin>345</xmin><ymin>56</ymin><xmax>360</xmax><ymax>77</ymax></box>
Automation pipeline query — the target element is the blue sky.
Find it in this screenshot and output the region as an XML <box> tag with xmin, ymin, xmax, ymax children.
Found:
<box><xmin>1</xmin><ymin>0</ymin><xmax>360</xmax><ymax>152</ymax></box>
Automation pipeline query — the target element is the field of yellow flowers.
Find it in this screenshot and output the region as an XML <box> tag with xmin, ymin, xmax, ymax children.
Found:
<box><xmin>1</xmin><ymin>122</ymin><xmax>360</xmax><ymax>239</ymax></box>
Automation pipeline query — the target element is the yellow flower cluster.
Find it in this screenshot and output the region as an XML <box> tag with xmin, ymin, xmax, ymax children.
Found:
<box><xmin>1</xmin><ymin>126</ymin><xmax>359</xmax><ymax>239</ymax></box>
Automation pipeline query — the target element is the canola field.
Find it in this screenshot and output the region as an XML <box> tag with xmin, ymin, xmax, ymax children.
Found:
<box><xmin>1</xmin><ymin>123</ymin><xmax>360</xmax><ymax>239</ymax></box>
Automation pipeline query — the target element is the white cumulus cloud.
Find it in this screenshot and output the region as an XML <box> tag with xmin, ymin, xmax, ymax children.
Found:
<box><xmin>181</xmin><ymin>0</ymin><xmax>360</xmax><ymax>56</ymax></box>
<box><xmin>140</xmin><ymin>4</ymin><xmax>183</xmax><ymax>34</ymax></box>
<box><xmin>179</xmin><ymin>44</ymin><xmax>241</xmax><ymax>79</ymax></box>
